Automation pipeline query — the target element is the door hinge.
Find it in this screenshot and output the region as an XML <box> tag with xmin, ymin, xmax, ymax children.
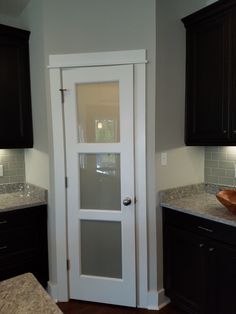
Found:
<box><xmin>59</xmin><ymin>88</ymin><xmax>67</xmax><ymax>104</ymax></box>
<box><xmin>66</xmin><ymin>259</ymin><xmax>70</xmax><ymax>271</ymax></box>
<box><xmin>65</xmin><ymin>176</ymin><xmax>68</xmax><ymax>188</ymax></box>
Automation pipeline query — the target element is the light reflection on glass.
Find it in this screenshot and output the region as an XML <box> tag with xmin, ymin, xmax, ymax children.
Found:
<box><xmin>97</xmin><ymin>122</ymin><xmax>103</xmax><ymax>129</ymax></box>
<box><xmin>76</xmin><ymin>82</ymin><xmax>120</xmax><ymax>143</ymax></box>
<box><xmin>225</xmin><ymin>147</ymin><xmax>236</xmax><ymax>154</ymax></box>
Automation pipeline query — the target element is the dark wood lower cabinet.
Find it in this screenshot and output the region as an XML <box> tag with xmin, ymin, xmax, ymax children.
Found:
<box><xmin>164</xmin><ymin>226</ymin><xmax>205</xmax><ymax>313</ymax></box>
<box><xmin>0</xmin><ymin>205</ymin><xmax>48</xmax><ymax>287</ymax></box>
<box><xmin>207</xmin><ymin>242</ymin><xmax>236</xmax><ymax>314</ymax></box>
<box><xmin>163</xmin><ymin>207</ymin><xmax>236</xmax><ymax>314</ymax></box>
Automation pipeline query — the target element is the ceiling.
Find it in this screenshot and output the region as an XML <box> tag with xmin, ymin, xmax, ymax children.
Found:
<box><xmin>0</xmin><ymin>0</ymin><xmax>30</xmax><ymax>16</ymax></box>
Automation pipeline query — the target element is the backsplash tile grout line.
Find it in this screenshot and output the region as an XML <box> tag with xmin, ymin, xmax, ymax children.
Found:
<box><xmin>0</xmin><ymin>149</ymin><xmax>25</xmax><ymax>184</ymax></box>
<box><xmin>205</xmin><ymin>147</ymin><xmax>236</xmax><ymax>186</ymax></box>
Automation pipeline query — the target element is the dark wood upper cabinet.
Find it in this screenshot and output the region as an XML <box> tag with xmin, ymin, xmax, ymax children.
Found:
<box><xmin>182</xmin><ymin>1</ymin><xmax>236</xmax><ymax>145</ymax></box>
<box><xmin>0</xmin><ymin>24</ymin><xmax>33</xmax><ymax>148</ymax></box>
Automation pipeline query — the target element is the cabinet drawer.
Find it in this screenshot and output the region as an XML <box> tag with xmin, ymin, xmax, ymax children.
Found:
<box><xmin>163</xmin><ymin>207</ymin><xmax>236</xmax><ymax>246</ymax></box>
<box><xmin>0</xmin><ymin>205</ymin><xmax>46</xmax><ymax>230</ymax></box>
<box><xmin>0</xmin><ymin>226</ymin><xmax>42</xmax><ymax>256</ymax></box>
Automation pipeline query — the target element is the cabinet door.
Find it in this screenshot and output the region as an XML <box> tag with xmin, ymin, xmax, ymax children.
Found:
<box><xmin>185</xmin><ymin>14</ymin><xmax>230</xmax><ymax>145</ymax></box>
<box><xmin>0</xmin><ymin>206</ymin><xmax>48</xmax><ymax>287</ymax></box>
<box><xmin>206</xmin><ymin>240</ymin><xmax>236</xmax><ymax>314</ymax></box>
<box><xmin>164</xmin><ymin>225</ymin><xmax>206</xmax><ymax>314</ymax></box>
<box><xmin>230</xmin><ymin>8</ymin><xmax>236</xmax><ymax>140</ymax></box>
<box><xmin>0</xmin><ymin>26</ymin><xmax>33</xmax><ymax>148</ymax></box>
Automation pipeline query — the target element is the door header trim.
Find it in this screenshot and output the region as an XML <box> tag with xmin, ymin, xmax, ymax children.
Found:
<box><xmin>48</xmin><ymin>49</ymin><xmax>147</xmax><ymax>69</ymax></box>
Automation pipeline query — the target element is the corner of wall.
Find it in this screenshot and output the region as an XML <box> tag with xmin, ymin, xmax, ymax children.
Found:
<box><xmin>147</xmin><ymin>289</ymin><xmax>170</xmax><ymax>310</ymax></box>
<box><xmin>25</xmin><ymin>149</ymin><xmax>49</xmax><ymax>189</ymax></box>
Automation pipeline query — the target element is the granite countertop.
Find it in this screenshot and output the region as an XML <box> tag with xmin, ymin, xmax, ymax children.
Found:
<box><xmin>0</xmin><ymin>273</ymin><xmax>62</xmax><ymax>314</ymax></box>
<box><xmin>160</xmin><ymin>183</ymin><xmax>236</xmax><ymax>227</ymax></box>
<box><xmin>0</xmin><ymin>183</ymin><xmax>47</xmax><ymax>213</ymax></box>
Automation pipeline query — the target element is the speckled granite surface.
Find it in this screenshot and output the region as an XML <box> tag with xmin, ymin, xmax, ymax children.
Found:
<box><xmin>160</xmin><ymin>183</ymin><xmax>236</xmax><ymax>227</ymax></box>
<box><xmin>0</xmin><ymin>273</ymin><xmax>62</xmax><ymax>314</ymax></box>
<box><xmin>159</xmin><ymin>183</ymin><xmax>205</xmax><ymax>203</ymax></box>
<box><xmin>0</xmin><ymin>183</ymin><xmax>47</xmax><ymax>212</ymax></box>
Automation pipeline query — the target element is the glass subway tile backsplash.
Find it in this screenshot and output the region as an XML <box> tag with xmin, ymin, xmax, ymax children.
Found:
<box><xmin>205</xmin><ymin>147</ymin><xmax>236</xmax><ymax>186</ymax></box>
<box><xmin>0</xmin><ymin>150</ymin><xmax>25</xmax><ymax>184</ymax></box>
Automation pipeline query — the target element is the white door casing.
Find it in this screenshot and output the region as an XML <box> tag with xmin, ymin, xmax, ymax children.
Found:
<box><xmin>48</xmin><ymin>50</ymin><xmax>148</xmax><ymax>307</ymax></box>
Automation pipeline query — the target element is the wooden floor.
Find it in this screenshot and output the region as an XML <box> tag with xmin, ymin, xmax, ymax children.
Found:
<box><xmin>57</xmin><ymin>300</ymin><xmax>184</xmax><ymax>314</ymax></box>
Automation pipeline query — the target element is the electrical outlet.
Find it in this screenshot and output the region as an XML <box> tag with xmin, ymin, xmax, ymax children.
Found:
<box><xmin>0</xmin><ymin>165</ymin><xmax>3</xmax><ymax>177</ymax></box>
<box><xmin>161</xmin><ymin>152</ymin><xmax>167</xmax><ymax>166</ymax></box>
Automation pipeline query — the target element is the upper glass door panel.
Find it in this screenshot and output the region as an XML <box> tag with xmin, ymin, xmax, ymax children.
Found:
<box><xmin>76</xmin><ymin>82</ymin><xmax>120</xmax><ymax>143</ymax></box>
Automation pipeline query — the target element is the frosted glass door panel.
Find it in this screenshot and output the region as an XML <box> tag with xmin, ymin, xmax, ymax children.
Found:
<box><xmin>80</xmin><ymin>154</ymin><xmax>121</xmax><ymax>210</ymax></box>
<box><xmin>76</xmin><ymin>82</ymin><xmax>120</xmax><ymax>143</ymax></box>
<box><xmin>81</xmin><ymin>220</ymin><xmax>122</xmax><ymax>278</ymax></box>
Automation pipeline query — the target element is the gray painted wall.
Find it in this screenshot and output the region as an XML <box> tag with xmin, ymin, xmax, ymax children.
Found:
<box><xmin>0</xmin><ymin>13</ymin><xmax>23</xmax><ymax>27</ymax></box>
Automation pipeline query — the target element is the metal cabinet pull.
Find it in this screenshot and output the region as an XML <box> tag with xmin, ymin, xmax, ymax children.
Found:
<box><xmin>0</xmin><ymin>220</ymin><xmax>7</xmax><ymax>224</ymax></box>
<box><xmin>199</xmin><ymin>243</ymin><xmax>204</xmax><ymax>248</ymax></box>
<box><xmin>198</xmin><ymin>226</ymin><xmax>213</xmax><ymax>233</ymax></box>
<box><xmin>209</xmin><ymin>247</ymin><xmax>215</xmax><ymax>252</ymax></box>
<box><xmin>0</xmin><ymin>245</ymin><xmax>7</xmax><ymax>250</ymax></box>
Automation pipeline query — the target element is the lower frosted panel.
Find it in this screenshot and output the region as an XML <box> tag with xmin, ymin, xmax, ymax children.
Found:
<box><xmin>81</xmin><ymin>220</ymin><xmax>122</xmax><ymax>278</ymax></box>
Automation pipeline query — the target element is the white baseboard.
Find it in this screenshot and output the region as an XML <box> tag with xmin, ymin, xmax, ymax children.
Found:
<box><xmin>147</xmin><ymin>289</ymin><xmax>170</xmax><ymax>310</ymax></box>
<box><xmin>157</xmin><ymin>288</ymin><xmax>170</xmax><ymax>310</ymax></box>
<box><xmin>47</xmin><ymin>282</ymin><xmax>170</xmax><ymax>310</ymax></box>
<box><xmin>47</xmin><ymin>281</ymin><xmax>58</xmax><ymax>302</ymax></box>
<box><xmin>147</xmin><ymin>290</ymin><xmax>159</xmax><ymax>310</ymax></box>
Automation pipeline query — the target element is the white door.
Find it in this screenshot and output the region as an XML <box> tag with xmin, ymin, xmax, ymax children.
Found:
<box><xmin>62</xmin><ymin>65</ymin><xmax>136</xmax><ymax>307</ymax></box>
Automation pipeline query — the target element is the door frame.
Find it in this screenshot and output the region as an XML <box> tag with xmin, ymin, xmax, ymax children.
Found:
<box><xmin>48</xmin><ymin>50</ymin><xmax>148</xmax><ymax>307</ymax></box>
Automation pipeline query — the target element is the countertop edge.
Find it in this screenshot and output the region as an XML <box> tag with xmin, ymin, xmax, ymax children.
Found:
<box><xmin>0</xmin><ymin>182</ymin><xmax>47</xmax><ymax>213</ymax></box>
<box><xmin>159</xmin><ymin>183</ymin><xmax>236</xmax><ymax>228</ymax></box>
<box><xmin>0</xmin><ymin>200</ymin><xmax>47</xmax><ymax>213</ymax></box>
<box><xmin>161</xmin><ymin>200</ymin><xmax>236</xmax><ymax>228</ymax></box>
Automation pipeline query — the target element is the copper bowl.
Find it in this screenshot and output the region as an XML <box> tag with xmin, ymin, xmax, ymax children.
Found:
<box><xmin>216</xmin><ymin>190</ymin><xmax>236</xmax><ymax>214</ymax></box>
